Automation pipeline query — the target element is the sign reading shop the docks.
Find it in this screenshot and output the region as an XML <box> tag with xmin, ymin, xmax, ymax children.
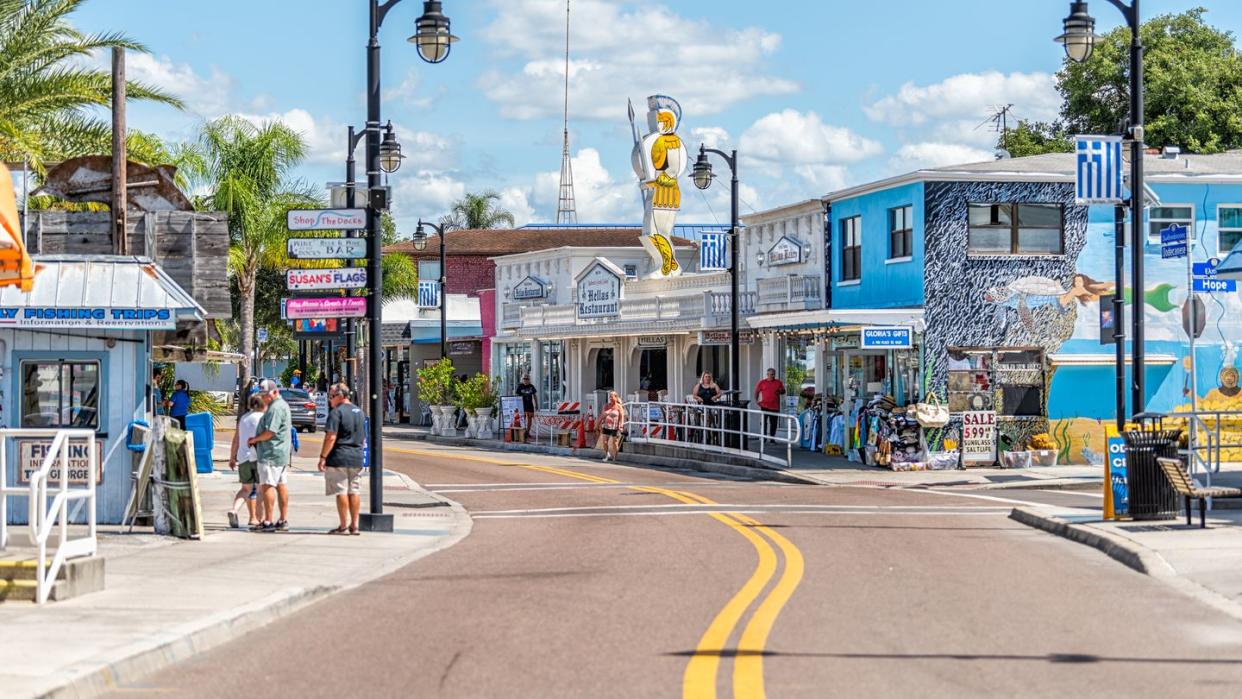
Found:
<box><xmin>287</xmin><ymin>208</ymin><xmax>367</xmax><ymax>231</ymax></box>
<box><xmin>576</xmin><ymin>261</ymin><xmax>622</xmax><ymax>319</ymax></box>
<box><xmin>287</xmin><ymin>237</ymin><xmax>368</xmax><ymax>260</ymax></box>
<box><xmin>286</xmin><ymin>268</ymin><xmax>368</xmax><ymax>291</ymax></box>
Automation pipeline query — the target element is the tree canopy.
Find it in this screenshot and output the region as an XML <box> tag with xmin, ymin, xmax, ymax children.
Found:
<box><xmin>1000</xmin><ymin>8</ymin><xmax>1242</xmax><ymax>156</ymax></box>
<box><xmin>0</xmin><ymin>0</ymin><xmax>182</xmax><ymax>170</ymax></box>
<box><xmin>444</xmin><ymin>190</ymin><xmax>516</xmax><ymax>230</ymax></box>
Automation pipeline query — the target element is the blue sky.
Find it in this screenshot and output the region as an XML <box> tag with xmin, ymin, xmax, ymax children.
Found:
<box><xmin>69</xmin><ymin>0</ymin><xmax>1242</xmax><ymax>231</ymax></box>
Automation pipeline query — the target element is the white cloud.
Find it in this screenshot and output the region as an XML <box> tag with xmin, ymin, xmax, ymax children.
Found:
<box><xmin>497</xmin><ymin>187</ymin><xmax>537</xmax><ymax>227</ymax></box>
<box><xmin>384</xmin><ymin>67</ymin><xmax>438</xmax><ymax>109</ymax></box>
<box><xmin>391</xmin><ymin>171</ymin><xmax>467</xmax><ymax>224</ymax></box>
<box><xmin>533</xmin><ymin>147</ymin><xmax>633</xmax><ymax>223</ymax></box>
<box><xmin>123</xmin><ymin>52</ymin><xmax>235</xmax><ymax>116</ymax></box>
<box><xmin>741</xmin><ymin>110</ymin><xmax>881</xmax><ymax>166</ymax></box>
<box><xmin>479</xmin><ymin>0</ymin><xmax>797</xmax><ymax>120</ymax></box>
<box><xmin>888</xmin><ymin>142</ymin><xmax>994</xmax><ymax>172</ymax></box>
<box><xmin>235</xmin><ymin>108</ymin><xmax>344</xmax><ymax>166</ymax></box>
<box><xmin>864</xmin><ymin>71</ymin><xmax>1059</xmax><ymax>127</ymax></box>
<box><xmin>689</xmin><ymin>127</ymin><xmax>730</xmax><ymax>151</ymax></box>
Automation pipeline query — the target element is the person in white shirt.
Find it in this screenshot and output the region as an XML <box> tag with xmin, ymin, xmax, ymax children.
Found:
<box><xmin>228</xmin><ymin>394</ymin><xmax>266</xmax><ymax>529</ymax></box>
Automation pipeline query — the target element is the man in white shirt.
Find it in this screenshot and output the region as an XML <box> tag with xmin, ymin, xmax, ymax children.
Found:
<box><xmin>228</xmin><ymin>394</ymin><xmax>266</xmax><ymax>529</ymax></box>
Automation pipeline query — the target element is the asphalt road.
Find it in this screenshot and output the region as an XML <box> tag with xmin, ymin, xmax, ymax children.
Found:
<box><xmin>107</xmin><ymin>441</ymin><xmax>1242</xmax><ymax>698</ymax></box>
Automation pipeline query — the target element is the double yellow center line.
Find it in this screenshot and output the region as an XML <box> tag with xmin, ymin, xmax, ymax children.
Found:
<box><xmin>390</xmin><ymin>445</ymin><xmax>805</xmax><ymax>698</ymax></box>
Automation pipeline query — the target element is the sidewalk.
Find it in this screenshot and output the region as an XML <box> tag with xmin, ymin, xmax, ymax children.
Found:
<box><xmin>385</xmin><ymin>423</ymin><xmax>1105</xmax><ymax>490</ymax></box>
<box><xmin>1012</xmin><ymin>501</ymin><xmax>1242</xmax><ymax>623</ymax></box>
<box><xmin>0</xmin><ymin>437</ymin><xmax>471</xmax><ymax>699</ymax></box>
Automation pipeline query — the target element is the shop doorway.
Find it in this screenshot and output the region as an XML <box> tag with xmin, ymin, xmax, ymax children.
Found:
<box><xmin>695</xmin><ymin>345</ymin><xmax>729</xmax><ymax>391</ymax></box>
<box><xmin>638</xmin><ymin>348</ymin><xmax>667</xmax><ymax>399</ymax></box>
<box><xmin>593</xmin><ymin>347</ymin><xmax>614</xmax><ymax>390</ymax></box>
<box><xmin>842</xmin><ymin>351</ymin><xmax>889</xmax><ymax>401</ymax></box>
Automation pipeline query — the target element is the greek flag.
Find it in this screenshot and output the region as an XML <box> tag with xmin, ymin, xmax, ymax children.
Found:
<box><xmin>418</xmin><ymin>280</ymin><xmax>440</xmax><ymax>308</ymax></box>
<box><xmin>1075</xmin><ymin>135</ymin><xmax>1123</xmax><ymax>204</ymax></box>
<box><xmin>700</xmin><ymin>231</ymin><xmax>728</xmax><ymax>271</ymax></box>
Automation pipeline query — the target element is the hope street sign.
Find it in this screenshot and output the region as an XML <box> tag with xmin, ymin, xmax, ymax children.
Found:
<box><xmin>1193</xmin><ymin>277</ymin><xmax>1237</xmax><ymax>294</ymax></box>
<box><xmin>286</xmin><ymin>268</ymin><xmax>368</xmax><ymax>291</ymax></box>
<box><xmin>287</xmin><ymin>208</ymin><xmax>367</xmax><ymax>231</ymax></box>
<box><xmin>287</xmin><ymin>237</ymin><xmax>368</xmax><ymax>260</ymax></box>
<box><xmin>861</xmin><ymin>326</ymin><xmax>913</xmax><ymax>349</ymax></box>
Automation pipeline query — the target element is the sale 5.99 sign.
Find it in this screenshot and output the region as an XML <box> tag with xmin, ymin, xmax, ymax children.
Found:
<box><xmin>961</xmin><ymin>410</ymin><xmax>997</xmax><ymax>466</ymax></box>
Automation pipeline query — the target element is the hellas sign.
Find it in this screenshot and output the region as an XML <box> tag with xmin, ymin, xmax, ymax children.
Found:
<box><xmin>18</xmin><ymin>439</ymin><xmax>104</xmax><ymax>484</ymax></box>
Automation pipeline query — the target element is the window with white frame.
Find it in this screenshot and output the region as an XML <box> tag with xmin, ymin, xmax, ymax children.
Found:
<box><xmin>840</xmin><ymin>216</ymin><xmax>861</xmax><ymax>282</ymax></box>
<box><xmin>21</xmin><ymin>360</ymin><xmax>100</xmax><ymax>429</ymax></box>
<box><xmin>1147</xmin><ymin>205</ymin><xmax>1193</xmax><ymax>245</ymax></box>
<box><xmin>418</xmin><ymin>259</ymin><xmax>441</xmax><ymax>281</ymax></box>
<box><xmin>1219</xmin><ymin>206</ymin><xmax>1242</xmax><ymax>256</ymax></box>
<box><xmin>889</xmin><ymin>205</ymin><xmax>913</xmax><ymax>259</ymax></box>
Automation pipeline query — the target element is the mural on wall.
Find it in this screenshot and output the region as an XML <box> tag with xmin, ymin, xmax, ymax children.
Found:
<box><xmin>922</xmin><ymin>180</ymin><xmax>1094</xmax><ymax>461</ymax></box>
<box><xmin>629</xmin><ymin>95</ymin><xmax>686</xmax><ymax>279</ymax></box>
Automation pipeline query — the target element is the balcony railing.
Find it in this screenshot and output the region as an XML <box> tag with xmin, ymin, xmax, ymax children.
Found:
<box><xmin>513</xmin><ymin>289</ymin><xmax>755</xmax><ymax>332</ymax></box>
<box><xmin>756</xmin><ymin>274</ymin><xmax>822</xmax><ymax>309</ymax></box>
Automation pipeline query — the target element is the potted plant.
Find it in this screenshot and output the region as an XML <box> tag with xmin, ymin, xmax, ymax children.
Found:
<box><xmin>999</xmin><ymin>432</ymin><xmax>1032</xmax><ymax>469</ymax></box>
<box><xmin>1028</xmin><ymin>433</ymin><xmax>1058</xmax><ymax>466</ymax></box>
<box><xmin>417</xmin><ymin>359</ymin><xmax>456</xmax><ymax>436</ymax></box>
<box><xmin>455</xmin><ymin>374</ymin><xmax>498</xmax><ymax>439</ymax></box>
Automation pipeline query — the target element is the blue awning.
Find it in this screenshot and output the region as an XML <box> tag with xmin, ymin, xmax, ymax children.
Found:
<box><xmin>409</xmin><ymin>323</ymin><xmax>483</xmax><ymax>344</ymax></box>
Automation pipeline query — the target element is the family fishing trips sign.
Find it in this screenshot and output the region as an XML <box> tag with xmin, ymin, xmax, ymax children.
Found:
<box><xmin>0</xmin><ymin>306</ymin><xmax>176</xmax><ymax>329</ymax></box>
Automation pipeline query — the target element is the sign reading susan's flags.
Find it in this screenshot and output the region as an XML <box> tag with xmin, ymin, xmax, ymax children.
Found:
<box><xmin>287</xmin><ymin>208</ymin><xmax>367</xmax><ymax>231</ymax></box>
<box><xmin>286</xmin><ymin>268</ymin><xmax>368</xmax><ymax>291</ymax></box>
<box><xmin>575</xmin><ymin>257</ymin><xmax>624</xmax><ymax>319</ymax></box>
<box><xmin>1075</xmin><ymin>135</ymin><xmax>1123</xmax><ymax>204</ymax></box>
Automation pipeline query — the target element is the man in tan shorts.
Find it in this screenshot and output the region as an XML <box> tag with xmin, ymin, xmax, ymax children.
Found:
<box><xmin>317</xmin><ymin>383</ymin><xmax>366</xmax><ymax>535</ymax></box>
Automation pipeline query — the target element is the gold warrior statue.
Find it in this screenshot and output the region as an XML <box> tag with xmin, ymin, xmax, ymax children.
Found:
<box><xmin>630</xmin><ymin>95</ymin><xmax>686</xmax><ymax>279</ymax></box>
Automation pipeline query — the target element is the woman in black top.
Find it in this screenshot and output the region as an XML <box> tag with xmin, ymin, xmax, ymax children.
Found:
<box><xmin>691</xmin><ymin>372</ymin><xmax>722</xmax><ymax>444</ymax></box>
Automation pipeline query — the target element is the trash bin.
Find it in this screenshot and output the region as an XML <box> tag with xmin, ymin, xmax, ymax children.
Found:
<box><xmin>184</xmin><ymin>412</ymin><xmax>215</xmax><ymax>474</ymax></box>
<box><xmin>720</xmin><ymin>396</ymin><xmax>750</xmax><ymax>450</ymax></box>
<box><xmin>1123</xmin><ymin>413</ymin><xmax>1181</xmax><ymax>520</ymax></box>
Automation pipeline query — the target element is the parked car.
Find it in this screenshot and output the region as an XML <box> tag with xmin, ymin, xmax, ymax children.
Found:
<box><xmin>280</xmin><ymin>388</ymin><xmax>317</xmax><ymax>433</ymax></box>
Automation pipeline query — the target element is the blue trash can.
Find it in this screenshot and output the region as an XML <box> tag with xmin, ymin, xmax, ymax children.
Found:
<box><xmin>184</xmin><ymin>412</ymin><xmax>215</xmax><ymax>474</ymax></box>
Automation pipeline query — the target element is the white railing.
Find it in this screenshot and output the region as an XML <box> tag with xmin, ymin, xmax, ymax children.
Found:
<box><xmin>0</xmin><ymin>428</ymin><xmax>98</xmax><ymax>604</ymax></box>
<box><xmin>623</xmin><ymin>400</ymin><xmax>801</xmax><ymax>468</ymax></box>
<box><xmin>756</xmin><ymin>274</ymin><xmax>822</xmax><ymax>308</ymax></box>
<box><xmin>625</xmin><ymin>271</ymin><xmax>732</xmax><ymax>295</ymax></box>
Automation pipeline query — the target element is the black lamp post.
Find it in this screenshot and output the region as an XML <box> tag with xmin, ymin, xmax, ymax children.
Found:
<box><xmin>1057</xmin><ymin>0</ymin><xmax>1145</xmax><ymax>420</ymax></box>
<box><xmin>692</xmin><ymin>144</ymin><xmax>740</xmax><ymax>396</ymax></box>
<box><xmin>412</xmin><ymin>220</ymin><xmax>448</xmax><ymax>360</ymax></box>
<box><xmin>358</xmin><ymin>0</ymin><xmax>457</xmax><ymax>534</ymax></box>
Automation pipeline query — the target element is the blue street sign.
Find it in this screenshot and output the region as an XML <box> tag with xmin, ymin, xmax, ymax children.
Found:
<box><xmin>1107</xmin><ymin>437</ymin><xmax>1128</xmax><ymax>516</ymax></box>
<box><xmin>1193</xmin><ymin>277</ymin><xmax>1237</xmax><ymax>293</ymax></box>
<box><xmin>861</xmin><ymin>326</ymin><xmax>913</xmax><ymax>349</ymax></box>
<box><xmin>1160</xmin><ymin>223</ymin><xmax>1188</xmax><ymax>245</ymax></box>
<box><xmin>1162</xmin><ymin>243</ymin><xmax>1187</xmax><ymax>259</ymax></box>
<box><xmin>1193</xmin><ymin>261</ymin><xmax>1218</xmax><ymax>277</ymax></box>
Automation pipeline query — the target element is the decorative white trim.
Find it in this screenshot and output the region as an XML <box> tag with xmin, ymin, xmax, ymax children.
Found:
<box><xmin>884</xmin><ymin>256</ymin><xmax>913</xmax><ymax>265</ymax></box>
<box><xmin>837</xmin><ymin>279</ymin><xmax>861</xmax><ymax>287</ymax></box>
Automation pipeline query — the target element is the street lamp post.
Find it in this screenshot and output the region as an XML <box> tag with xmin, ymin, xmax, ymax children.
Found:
<box><xmin>357</xmin><ymin>0</ymin><xmax>457</xmax><ymax>534</ymax></box>
<box><xmin>412</xmin><ymin>220</ymin><xmax>448</xmax><ymax>360</ymax></box>
<box><xmin>1057</xmin><ymin>0</ymin><xmax>1145</xmax><ymax>417</ymax></box>
<box><xmin>692</xmin><ymin>145</ymin><xmax>740</xmax><ymax>399</ymax></box>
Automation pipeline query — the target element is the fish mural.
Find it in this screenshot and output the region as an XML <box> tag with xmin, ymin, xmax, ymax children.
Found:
<box><xmin>983</xmin><ymin>273</ymin><xmax>1114</xmax><ymax>334</ymax></box>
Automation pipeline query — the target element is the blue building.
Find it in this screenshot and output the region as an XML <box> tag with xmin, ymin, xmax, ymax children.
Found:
<box><xmin>817</xmin><ymin>150</ymin><xmax>1242</xmax><ymax>464</ymax></box>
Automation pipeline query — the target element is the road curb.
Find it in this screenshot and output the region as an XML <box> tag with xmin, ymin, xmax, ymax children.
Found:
<box><xmin>32</xmin><ymin>497</ymin><xmax>473</xmax><ymax>699</ymax></box>
<box><xmin>1009</xmin><ymin>505</ymin><xmax>1242</xmax><ymax>624</ymax></box>
<box><xmin>406</xmin><ymin>433</ymin><xmax>822</xmax><ymax>485</ymax></box>
<box><xmin>1008</xmin><ymin>506</ymin><xmax>1164</xmax><ymax>575</ymax></box>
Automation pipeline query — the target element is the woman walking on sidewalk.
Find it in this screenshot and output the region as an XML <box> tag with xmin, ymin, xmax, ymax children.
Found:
<box><xmin>599</xmin><ymin>391</ymin><xmax>626</xmax><ymax>462</ymax></box>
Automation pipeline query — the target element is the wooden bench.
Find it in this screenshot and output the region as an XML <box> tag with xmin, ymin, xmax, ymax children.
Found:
<box><xmin>1156</xmin><ymin>458</ymin><xmax>1242</xmax><ymax>528</ymax></box>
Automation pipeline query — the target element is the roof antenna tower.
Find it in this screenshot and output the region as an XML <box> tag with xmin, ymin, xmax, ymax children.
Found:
<box><xmin>555</xmin><ymin>0</ymin><xmax>578</xmax><ymax>224</ymax></box>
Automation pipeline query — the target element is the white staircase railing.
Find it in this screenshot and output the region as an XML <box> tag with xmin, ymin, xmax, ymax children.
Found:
<box><xmin>0</xmin><ymin>428</ymin><xmax>98</xmax><ymax>604</ymax></box>
<box><xmin>624</xmin><ymin>400</ymin><xmax>801</xmax><ymax>468</ymax></box>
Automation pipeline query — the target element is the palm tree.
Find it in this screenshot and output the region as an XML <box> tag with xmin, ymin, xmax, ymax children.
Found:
<box><xmin>183</xmin><ymin>116</ymin><xmax>311</xmax><ymax>392</ymax></box>
<box><xmin>0</xmin><ymin>0</ymin><xmax>182</xmax><ymax>170</ymax></box>
<box><xmin>444</xmin><ymin>190</ymin><xmax>516</xmax><ymax>230</ymax></box>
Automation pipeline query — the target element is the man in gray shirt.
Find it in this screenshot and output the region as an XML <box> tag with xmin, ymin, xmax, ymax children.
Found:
<box><xmin>318</xmin><ymin>383</ymin><xmax>366</xmax><ymax>535</ymax></box>
<box><xmin>248</xmin><ymin>379</ymin><xmax>292</xmax><ymax>532</ymax></box>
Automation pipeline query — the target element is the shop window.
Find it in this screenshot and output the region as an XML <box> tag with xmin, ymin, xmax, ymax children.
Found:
<box><xmin>502</xmin><ymin>344</ymin><xmax>532</xmax><ymax>395</ymax></box>
<box><xmin>946</xmin><ymin>347</ymin><xmax>1045</xmax><ymax>416</ymax></box>
<box><xmin>418</xmin><ymin>259</ymin><xmax>441</xmax><ymax>282</ymax></box>
<box><xmin>840</xmin><ymin>216</ymin><xmax>861</xmax><ymax>282</ymax></box>
<box><xmin>888</xmin><ymin>205</ymin><xmax>913</xmax><ymax>260</ymax></box>
<box><xmin>623</xmin><ymin>264</ymin><xmax>638</xmax><ymax>280</ymax></box>
<box><xmin>1147</xmin><ymin>205</ymin><xmax>1193</xmax><ymax>246</ymax></box>
<box><xmin>783</xmin><ymin>337</ymin><xmax>817</xmax><ymax>407</ymax></box>
<box><xmin>21</xmin><ymin>360</ymin><xmax>100</xmax><ymax>430</ymax></box>
<box><xmin>638</xmin><ymin>349</ymin><xmax>668</xmax><ymax>395</ymax></box>
<box><xmin>695</xmin><ymin>345</ymin><xmax>729</xmax><ymax>391</ymax></box>
<box><xmin>1218</xmin><ymin>206</ymin><xmax>1242</xmax><ymax>256</ymax></box>
<box><xmin>967</xmin><ymin>203</ymin><xmax>1063</xmax><ymax>255</ymax></box>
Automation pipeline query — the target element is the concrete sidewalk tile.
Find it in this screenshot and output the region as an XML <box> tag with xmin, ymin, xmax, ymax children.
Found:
<box><xmin>0</xmin><ymin>457</ymin><xmax>470</xmax><ymax>699</ymax></box>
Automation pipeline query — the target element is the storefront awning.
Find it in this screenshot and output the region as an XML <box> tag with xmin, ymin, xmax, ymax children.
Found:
<box><xmin>0</xmin><ymin>255</ymin><xmax>205</xmax><ymax>330</ymax></box>
<box><xmin>746</xmin><ymin>307</ymin><xmax>925</xmax><ymax>330</ymax></box>
<box><xmin>409</xmin><ymin>322</ymin><xmax>484</xmax><ymax>344</ymax></box>
<box><xmin>1049</xmin><ymin>353</ymin><xmax>1178</xmax><ymax>366</ymax></box>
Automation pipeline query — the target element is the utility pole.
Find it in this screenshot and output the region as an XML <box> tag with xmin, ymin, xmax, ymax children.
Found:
<box><xmin>111</xmin><ymin>47</ymin><xmax>128</xmax><ymax>254</ymax></box>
